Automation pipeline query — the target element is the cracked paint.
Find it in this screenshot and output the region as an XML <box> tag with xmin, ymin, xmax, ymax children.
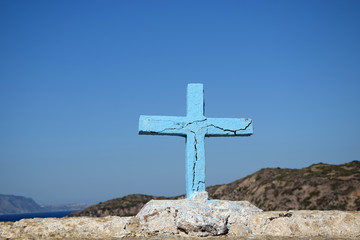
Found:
<box><xmin>189</xmin><ymin>130</ymin><xmax>199</xmax><ymax>192</ymax></box>
<box><xmin>139</xmin><ymin>83</ymin><xmax>254</xmax><ymax>198</ymax></box>
<box><xmin>206</xmin><ymin>120</ymin><xmax>253</xmax><ymax>136</ymax></box>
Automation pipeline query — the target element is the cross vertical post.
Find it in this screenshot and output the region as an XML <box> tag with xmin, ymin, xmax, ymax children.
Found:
<box><xmin>187</xmin><ymin>83</ymin><xmax>204</xmax><ymax>118</ymax></box>
<box><xmin>186</xmin><ymin>84</ymin><xmax>206</xmax><ymax>197</ymax></box>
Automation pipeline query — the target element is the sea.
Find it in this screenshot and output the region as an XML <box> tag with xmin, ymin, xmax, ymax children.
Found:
<box><xmin>0</xmin><ymin>210</ymin><xmax>76</xmax><ymax>222</ymax></box>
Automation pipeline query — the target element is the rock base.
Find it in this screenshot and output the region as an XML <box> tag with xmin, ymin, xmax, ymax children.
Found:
<box><xmin>1</xmin><ymin>198</ymin><xmax>359</xmax><ymax>239</ymax></box>
<box><xmin>136</xmin><ymin>197</ymin><xmax>261</xmax><ymax>237</ymax></box>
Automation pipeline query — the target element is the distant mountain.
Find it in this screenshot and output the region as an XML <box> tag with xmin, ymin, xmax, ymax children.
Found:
<box><xmin>69</xmin><ymin>160</ymin><xmax>360</xmax><ymax>217</ymax></box>
<box><xmin>0</xmin><ymin>194</ymin><xmax>90</xmax><ymax>215</ymax></box>
<box><xmin>41</xmin><ymin>203</ymin><xmax>91</xmax><ymax>212</ymax></box>
<box><xmin>0</xmin><ymin>194</ymin><xmax>43</xmax><ymax>215</ymax></box>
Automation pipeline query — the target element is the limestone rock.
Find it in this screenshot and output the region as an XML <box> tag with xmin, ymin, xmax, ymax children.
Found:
<box><xmin>250</xmin><ymin>210</ymin><xmax>360</xmax><ymax>238</ymax></box>
<box><xmin>188</xmin><ymin>191</ymin><xmax>209</xmax><ymax>201</ymax></box>
<box><xmin>1</xmin><ymin>203</ymin><xmax>360</xmax><ymax>239</ymax></box>
<box><xmin>0</xmin><ymin>216</ymin><xmax>135</xmax><ymax>239</ymax></box>
<box><xmin>136</xmin><ymin>197</ymin><xmax>262</xmax><ymax>237</ymax></box>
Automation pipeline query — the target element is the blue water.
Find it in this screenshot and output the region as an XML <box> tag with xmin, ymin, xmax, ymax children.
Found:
<box><xmin>0</xmin><ymin>211</ymin><xmax>76</xmax><ymax>222</ymax></box>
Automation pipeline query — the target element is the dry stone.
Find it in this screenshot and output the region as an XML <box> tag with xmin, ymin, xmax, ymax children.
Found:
<box><xmin>0</xmin><ymin>216</ymin><xmax>134</xmax><ymax>239</ymax></box>
<box><xmin>249</xmin><ymin>210</ymin><xmax>360</xmax><ymax>238</ymax></box>
<box><xmin>136</xmin><ymin>197</ymin><xmax>262</xmax><ymax>237</ymax></box>
<box><xmin>1</xmin><ymin>203</ymin><xmax>360</xmax><ymax>239</ymax></box>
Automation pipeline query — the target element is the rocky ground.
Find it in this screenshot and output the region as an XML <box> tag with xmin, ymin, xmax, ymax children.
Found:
<box><xmin>1</xmin><ymin>198</ymin><xmax>359</xmax><ymax>239</ymax></box>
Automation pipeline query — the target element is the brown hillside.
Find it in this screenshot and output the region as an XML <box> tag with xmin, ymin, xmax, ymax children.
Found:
<box><xmin>69</xmin><ymin>161</ymin><xmax>360</xmax><ymax>217</ymax></box>
<box><xmin>207</xmin><ymin>160</ymin><xmax>360</xmax><ymax>211</ymax></box>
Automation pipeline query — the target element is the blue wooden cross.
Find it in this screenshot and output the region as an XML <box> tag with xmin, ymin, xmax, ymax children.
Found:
<box><xmin>139</xmin><ymin>83</ymin><xmax>253</xmax><ymax>199</ymax></box>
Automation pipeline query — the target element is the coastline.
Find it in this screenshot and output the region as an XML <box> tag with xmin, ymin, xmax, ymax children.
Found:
<box><xmin>0</xmin><ymin>210</ymin><xmax>77</xmax><ymax>222</ymax></box>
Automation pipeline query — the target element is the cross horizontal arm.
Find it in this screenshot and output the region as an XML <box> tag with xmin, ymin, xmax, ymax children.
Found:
<box><xmin>139</xmin><ymin>115</ymin><xmax>188</xmax><ymax>136</ymax></box>
<box><xmin>205</xmin><ymin>118</ymin><xmax>253</xmax><ymax>136</ymax></box>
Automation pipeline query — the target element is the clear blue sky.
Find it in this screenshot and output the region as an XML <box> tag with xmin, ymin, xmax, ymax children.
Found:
<box><xmin>1</xmin><ymin>1</ymin><xmax>359</xmax><ymax>205</ymax></box>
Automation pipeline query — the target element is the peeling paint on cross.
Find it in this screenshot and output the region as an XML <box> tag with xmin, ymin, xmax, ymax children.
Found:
<box><xmin>139</xmin><ymin>83</ymin><xmax>253</xmax><ymax>199</ymax></box>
